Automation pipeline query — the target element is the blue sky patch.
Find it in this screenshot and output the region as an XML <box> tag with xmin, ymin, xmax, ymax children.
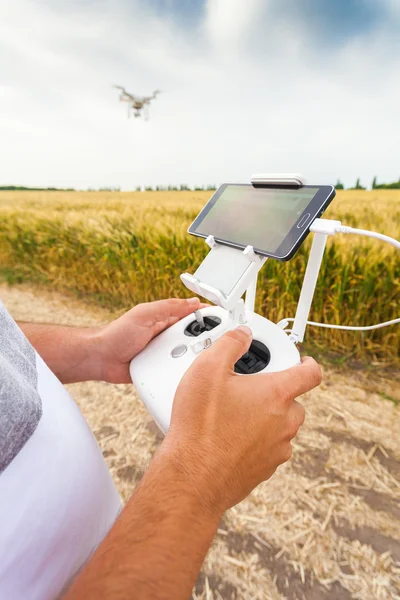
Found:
<box><xmin>277</xmin><ymin>0</ymin><xmax>388</xmax><ymax>41</ymax></box>
<box><xmin>141</xmin><ymin>0</ymin><xmax>205</xmax><ymax>22</ymax></box>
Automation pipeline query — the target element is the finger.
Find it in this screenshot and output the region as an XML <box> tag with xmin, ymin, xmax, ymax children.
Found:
<box><xmin>254</xmin><ymin>356</ymin><xmax>322</xmax><ymax>405</ymax></box>
<box><xmin>143</xmin><ymin>297</ymin><xmax>202</xmax><ymax>327</ymax></box>
<box><xmin>154</xmin><ymin>299</ymin><xmax>213</xmax><ymax>334</ymax></box>
<box><xmin>205</xmin><ymin>326</ymin><xmax>253</xmax><ymax>370</ymax></box>
<box><xmin>287</xmin><ymin>400</ymin><xmax>305</xmax><ymax>439</ymax></box>
<box><xmin>291</xmin><ymin>399</ymin><xmax>306</xmax><ymax>427</ymax></box>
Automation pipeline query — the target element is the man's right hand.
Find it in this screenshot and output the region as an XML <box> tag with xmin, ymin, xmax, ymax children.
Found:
<box><xmin>63</xmin><ymin>325</ymin><xmax>322</xmax><ymax>600</ymax></box>
<box><xmin>163</xmin><ymin>325</ymin><xmax>322</xmax><ymax>515</ymax></box>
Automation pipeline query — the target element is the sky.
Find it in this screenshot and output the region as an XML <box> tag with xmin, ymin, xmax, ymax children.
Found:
<box><xmin>0</xmin><ymin>0</ymin><xmax>399</xmax><ymax>190</ymax></box>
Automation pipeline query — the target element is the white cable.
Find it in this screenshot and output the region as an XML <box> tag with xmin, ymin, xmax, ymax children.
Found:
<box><xmin>310</xmin><ymin>218</ymin><xmax>400</xmax><ymax>250</ymax></box>
<box><xmin>280</xmin><ymin>317</ymin><xmax>400</xmax><ymax>332</ymax></box>
<box><xmin>284</xmin><ymin>219</ymin><xmax>400</xmax><ymax>337</ymax></box>
<box><xmin>337</xmin><ymin>225</ymin><xmax>400</xmax><ymax>250</ymax></box>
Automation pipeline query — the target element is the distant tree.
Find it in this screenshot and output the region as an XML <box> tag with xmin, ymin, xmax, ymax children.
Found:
<box><xmin>205</xmin><ymin>185</ymin><xmax>217</xmax><ymax>191</ymax></box>
<box><xmin>135</xmin><ymin>186</ymin><xmax>142</xmax><ymax>192</ymax></box>
<box><xmin>349</xmin><ymin>178</ymin><xmax>366</xmax><ymax>190</ymax></box>
<box><xmin>194</xmin><ymin>185</ymin><xmax>204</xmax><ymax>191</ymax></box>
<box><xmin>167</xmin><ymin>185</ymin><xmax>178</xmax><ymax>191</ymax></box>
<box><xmin>335</xmin><ymin>180</ymin><xmax>344</xmax><ymax>190</ymax></box>
<box><xmin>372</xmin><ymin>177</ymin><xmax>400</xmax><ymax>190</ymax></box>
<box><xmin>144</xmin><ymin>186</ymin><xmax>153</xmax><ymax>192</ymax></box>
<box><xmin>372</xmin><ymin>176</ymin><xmax>377</xmax><ymax>189</ymax></box>
<box><xmin>180</xmin><ymin>184</ymin><xmax>190</xmax><ymax>191</ymax></box>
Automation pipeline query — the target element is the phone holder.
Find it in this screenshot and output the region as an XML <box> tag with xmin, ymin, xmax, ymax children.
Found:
<box><xmin>180</xmin><ymin>172</ymin><xmax>318</xmax><ymax>337</ymax></box>
<box><xmin>180</xmin><ymin>239</ymin><xmax>267</xmax><ymax>328</ymax></box>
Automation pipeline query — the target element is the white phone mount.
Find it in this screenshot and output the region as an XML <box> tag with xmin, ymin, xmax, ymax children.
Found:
<box><xmin>180</xmin><ymin>239</ymin><xmax>267</xmax><ymax>328</ymax></box>
<box><xmin>180</xmin><ymin>172</ymin><xmax>320</xmax><ymax>338</ymax></box>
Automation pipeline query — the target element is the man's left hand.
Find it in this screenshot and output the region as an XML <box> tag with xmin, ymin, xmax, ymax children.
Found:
<box><xmin>98</xmin><ymin>297</ymin><xmax>203</xmax><ymax>383</ymax></box>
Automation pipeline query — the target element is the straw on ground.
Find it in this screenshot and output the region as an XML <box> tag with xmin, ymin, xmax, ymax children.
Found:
<box><xmin>1</xmin><ymin>282</ymin><xmax>399</xmax><ymax>600</ymax></box>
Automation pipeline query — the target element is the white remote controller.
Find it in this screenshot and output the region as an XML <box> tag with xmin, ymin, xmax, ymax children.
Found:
<box><xmin>128</xmin><ymin>173</ymin><xmax>325</xmax><ymax>433</ymax></box>
<box><xmin>129</xmin><ymin>305</ymin><xmax>300</xmax><ymax>433</ymax></box>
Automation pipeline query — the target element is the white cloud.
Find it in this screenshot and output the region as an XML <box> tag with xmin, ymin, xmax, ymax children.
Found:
<box><xmin>205</xmin><ymin>0</ymin><xmax>264</xmax><ymax>48</ymax></box>
<box><xmin>0</xmin><ymin>0</ymin><xmax>399</xmax><ymax>190</ymax></box>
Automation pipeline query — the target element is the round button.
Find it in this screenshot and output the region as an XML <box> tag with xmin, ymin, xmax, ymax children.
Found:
<box><xmin>297</xmin><ymin>213</ymin><xmax>311</xmax><ymax>228</ymax></box>
<box><xmin>171</xmin><ymin>344</ymin><xmax>188</xmax><ymax>358</ymax></box>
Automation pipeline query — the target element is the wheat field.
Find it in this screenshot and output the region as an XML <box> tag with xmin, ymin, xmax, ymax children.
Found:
<box><xmin>0</xmin><ymin>189</ymin><xmax>399</xmax><ymax>362</ymax></box>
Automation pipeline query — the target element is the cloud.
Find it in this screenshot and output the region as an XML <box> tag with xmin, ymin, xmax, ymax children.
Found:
<box><xmin>205</xmin><ymin>0</ymin><xmax>264</xmax><ymax>47</ymax></box>
<box><xmin>0</xmin><ymin>0</ymin><xmax>399</xmax><ymax>190</ymax></box>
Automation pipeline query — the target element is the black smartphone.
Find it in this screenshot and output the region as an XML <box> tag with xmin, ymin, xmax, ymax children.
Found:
<box><xmin>188</xmin><ymin>183</ymin><xmax>335</xmax><ymax>261</ymax></box>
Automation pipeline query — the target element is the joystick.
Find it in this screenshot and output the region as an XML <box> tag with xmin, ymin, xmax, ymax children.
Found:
<box><xmin>184</xmin><ymin>313</ymin><xmax>221</xmax><ymax>337</ymax></box>
<box><xmin>234</xmin><ymin>340</ymin><xmax>271</xmax><ymax>374</ymax></box>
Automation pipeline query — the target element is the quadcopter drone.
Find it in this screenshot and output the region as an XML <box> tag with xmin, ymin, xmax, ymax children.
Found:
<box><xmin>113</xmin><ymin>85</ymin><xmax>162</xmax><ymax>120</ymax></box>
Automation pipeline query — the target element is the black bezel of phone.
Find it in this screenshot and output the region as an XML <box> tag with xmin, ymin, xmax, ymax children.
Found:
<box><xmin>188</xmin><ymin>183</ymin><xmax>336</xmax><ymax>261</ymax></box>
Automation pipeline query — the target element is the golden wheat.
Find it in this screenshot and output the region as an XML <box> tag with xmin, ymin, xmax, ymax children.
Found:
<box><xmin>0</xmin><ymin>189</ymin><xmax>399</xmax><ymax>363</ymax></box>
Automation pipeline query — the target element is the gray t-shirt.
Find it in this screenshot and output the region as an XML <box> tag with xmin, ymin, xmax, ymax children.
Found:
<box><xmin>0</xmin><ymin>302</ymin><xmax>42</xmax><ymax>472</ymax></box>
<box><xmin>0</xmin><ymin>301</ymin><xmax>121</xmax><ymax>600</ymax></box>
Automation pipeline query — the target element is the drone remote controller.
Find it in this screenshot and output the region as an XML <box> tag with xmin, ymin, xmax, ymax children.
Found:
<box><xmin>130</xmin><ymin>305</ymin><xmax>300</xmax><ymax>433</ymax></box>
<box><xmin>128</xmin><ymin>173</ymin><xmax>324</xmax><ymax>433</ymax></box>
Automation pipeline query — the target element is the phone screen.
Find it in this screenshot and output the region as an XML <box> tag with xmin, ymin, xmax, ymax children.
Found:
<box><xmin>189</xmin><ymin>184</ymin><xmax>333</xmax><ymax>259</ymax></box>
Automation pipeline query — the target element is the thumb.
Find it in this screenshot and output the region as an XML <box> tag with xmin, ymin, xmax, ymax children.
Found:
<box><xmin>206</xmin><ymin>326</ymin><xmax>253</xmax><ymax>371</ymax></box>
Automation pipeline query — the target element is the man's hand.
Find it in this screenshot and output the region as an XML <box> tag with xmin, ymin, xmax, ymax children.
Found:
<box><xmin>64</xmin><ymin>325</ymin><xmax>322</xmax><ymax>600</ymax></box>
<box><xmin>19</xmin><ymin>297</ymin><xmax>204</xmax><ymax>384</ymax></box>
<box><xmin>163</xmin><ymin>325</ymin><xmax>322</xmax><ymax>514</ymax></box>
<box><xmin>98</xmin><ymin>297</ymin><xmax>203</xmax><ymax>383</ymax></box>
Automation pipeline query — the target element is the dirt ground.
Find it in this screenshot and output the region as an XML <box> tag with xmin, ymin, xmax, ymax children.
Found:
<box><xmin>1</xmin><ymin>282</ymin><xmax>399</xmax><ymax>600</ymax></box>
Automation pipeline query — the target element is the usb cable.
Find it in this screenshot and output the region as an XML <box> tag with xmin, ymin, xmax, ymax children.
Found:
<box><xmin>278</xmin><ymin>218</ymin><xmax>400</xmax><ymax>334</ymax></box>
<box><xmin>310</xmin><ymin>218</ymin><xmax>400</xmax><ymax>251</ymax></box>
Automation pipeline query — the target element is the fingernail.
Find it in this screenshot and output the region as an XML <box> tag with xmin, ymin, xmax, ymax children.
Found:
<box><xmin>187</xmin><ymin>297</ymin><xmax>199</xmax><ymax>305</ymax></box>
<box><xmin>237</xmin><ymin>326</ymin><xmax>252</xmax><ymax>336</ymax></box>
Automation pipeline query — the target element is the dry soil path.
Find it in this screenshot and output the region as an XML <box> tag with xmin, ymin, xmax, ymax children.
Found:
<box><xmin>1</xmin><ymin>282</ymin><xmax>399</xmax><ymax>600</ymax></box>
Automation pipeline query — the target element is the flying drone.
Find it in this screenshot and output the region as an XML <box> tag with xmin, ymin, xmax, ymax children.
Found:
<box><xmin>113</xmin><ymin>86</ymin><xmax>162</xmax><ymax>120</ymax></box>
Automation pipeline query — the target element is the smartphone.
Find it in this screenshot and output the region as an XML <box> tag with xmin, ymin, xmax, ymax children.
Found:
<box><xmin>188</xmin><ymin>183</ymin><xmax>335</xmax><ymax>261</ymax></box>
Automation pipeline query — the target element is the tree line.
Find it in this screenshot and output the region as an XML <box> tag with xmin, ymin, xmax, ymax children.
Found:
<box><xmin>335</xmin><ymin>177</ymin><xmax>400</xmax><ymax>190</ymax></box>
<box><xmin>0</xmin><ymin>184</ymin><xmax>217</xmax><ymax>192</ymax></box>
<box><xmin>1</xmin><ymin>178</ymin><xmax>399</xmax><ymax>192</ymax></box>
<box><xmin>0</xmin><ymin>185</ymin><xmax>75</xmax><ymax>191</ymax></box>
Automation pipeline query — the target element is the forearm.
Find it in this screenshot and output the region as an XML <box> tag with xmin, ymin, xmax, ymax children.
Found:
<box><xmin>18</xmin><ymin>322</ymin><xmax>104</xmax><ymax>383</ymax></box>
<box><xmin>63</xmin><ymin>447</ymin><xmax>221</xmax><ymax>600</ymax></box>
